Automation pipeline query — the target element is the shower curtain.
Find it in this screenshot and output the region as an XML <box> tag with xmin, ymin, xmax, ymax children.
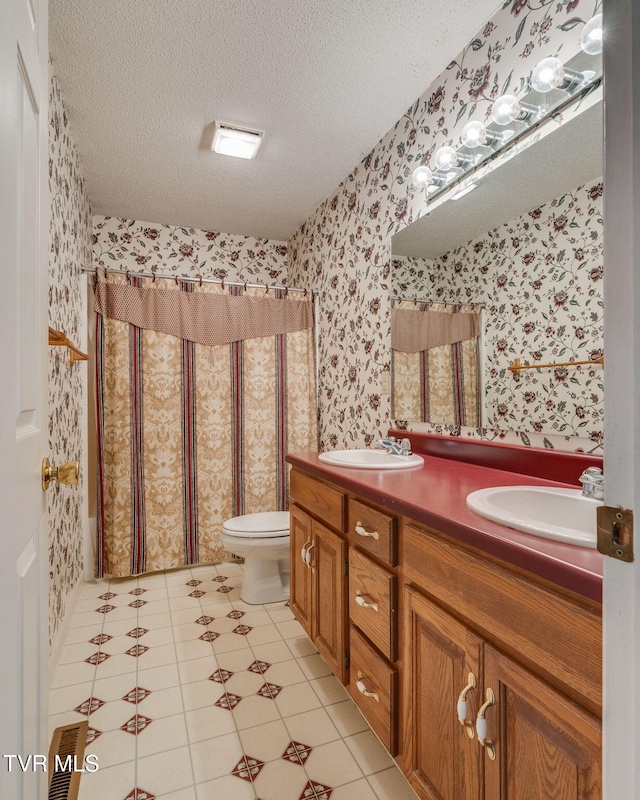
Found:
<box><xmin>392</xmin><ymin>300</ymin><xmax>481</xmax><ymax>426</ymax></box>
<box><xmin>94</xmin><ymin>273</ymin><xmax>317</xmax><ymax>578</ymax></box>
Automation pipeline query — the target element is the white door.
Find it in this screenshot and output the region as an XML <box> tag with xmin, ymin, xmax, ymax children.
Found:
<box><xmin>0</xmin><ymin>0</ymin><xmax>49</xmax><ymax>797</ymax></box>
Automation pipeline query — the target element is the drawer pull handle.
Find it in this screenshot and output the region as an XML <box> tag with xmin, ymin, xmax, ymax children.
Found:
<box><xmin>304</xmin><ymin>541</ymin><xmax>315</xmax><ymax>567</ymax></box>
<box><xmin>355</xmin><ymin>522</ymin><xmax>380</xmax><ymax>541</ymax></box>
<box><xmin>476</xmin><ymin>688</ymin><xmax>496</xmax><ymax>760</ymax></box>
<box><xmin>355</xmin><ymin>591</ymin><xmax>379</xmax><ymax>612</ymax></box>
<box><xmin>301</xmin><ymin>540</ymin><xmax>311</xmax><ymax>564</ymax></box>
<box><xmin>356</xmin><ymin>673</ymin><xmax>380</xmax><ymax>702</ymax></box>
<box><xmin>456</xmin><ymin>672</ymin><xmax>477</xmax><ymax>739</ymax></box>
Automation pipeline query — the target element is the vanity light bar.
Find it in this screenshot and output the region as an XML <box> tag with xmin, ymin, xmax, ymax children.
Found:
<box><xmin>412</xmin><ymin>64</ymin><xmax>602</xmax><ymax>199</ymax></box>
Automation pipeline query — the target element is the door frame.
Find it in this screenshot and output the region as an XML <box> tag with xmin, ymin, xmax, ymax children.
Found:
<box><xmin>603</xmin><ymin>1</ymin><xmax>640</xmax><ymax>798</ymax></box>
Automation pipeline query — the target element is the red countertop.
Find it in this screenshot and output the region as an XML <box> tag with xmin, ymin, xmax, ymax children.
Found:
<box><xmin>286</xmin><ymin>445</ymin><xmax>603</xmax><ymax>605</ymax></box>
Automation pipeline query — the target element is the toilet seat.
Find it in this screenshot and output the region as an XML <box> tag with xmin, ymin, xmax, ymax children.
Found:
<box><xmin>222</xmin><ymin>511</ymin><xmax>290</xmax><ymax>538</ymax></box>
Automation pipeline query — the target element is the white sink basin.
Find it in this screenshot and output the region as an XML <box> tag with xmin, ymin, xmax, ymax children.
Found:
<box><xmin>318</xmin><ymin>449</ymin><xmax>424</xmax><ymax>470</ymax></box>
<box><xmin>466</xmin><ymin>485</ymin><xmax>602</xmax><ymax>548</ymax></box>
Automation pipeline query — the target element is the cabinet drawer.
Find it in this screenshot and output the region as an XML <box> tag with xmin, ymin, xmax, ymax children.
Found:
<box><xmin>348</xmin><ymin>498</ymin><xmax>397</xmax><ymax>566</ymax></box>
<box><xmin>349</xmin><ymin>548</ymin><xmax>397</xmax><ymax>661</ymax></box>
<box><xmin>348</xmin><ymin>625</ymin><xmax>398</xmax><ymax>754</ymax></box>
<box><xmin>290</xmin><ymin>469</ymin><xmax>346</xmax><ymax>532</ymax></box>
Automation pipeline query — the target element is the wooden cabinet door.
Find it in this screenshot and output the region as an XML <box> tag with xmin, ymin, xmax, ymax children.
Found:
<box><xmin>483</xmin><ymin>646</ymin><xmax>601</xmax><ymax>800</ymax></box>
<box><xmin>312</xmin><ymin>520</ymin><xmax>348</xmax><ymax>683</ymax></box>
<box><xmin>290</xmin><ymin>504</ymin><xmax>313</xmax><ymax>637</ymax></box>
<box><xmin>403</xmin><ymin>587</ymin><xmax>483</xmax><ymax>800</ymax></box>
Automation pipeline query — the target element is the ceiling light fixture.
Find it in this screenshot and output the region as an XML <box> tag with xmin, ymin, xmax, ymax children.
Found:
<box><xmin>212</xmin><ymin>123</ymin><xmax>264</xmax><ymax>159</ymax></box>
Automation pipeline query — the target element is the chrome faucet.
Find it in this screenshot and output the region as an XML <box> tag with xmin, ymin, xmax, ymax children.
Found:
<box><xmin>376</xmin><ymin>436</ymin><xmax>413</xmax><ymax>457</ymax></box>
<box><xmin>579</xmin><ymin>467</ymin><xmax>604</xmax><ymax>500</ymax></box>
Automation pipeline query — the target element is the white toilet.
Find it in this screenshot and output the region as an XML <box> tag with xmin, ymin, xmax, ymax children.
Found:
<box><xmin>220</xmin><ymin>511</ymin><xmax>291</xmax><ymax>605</ymax></box>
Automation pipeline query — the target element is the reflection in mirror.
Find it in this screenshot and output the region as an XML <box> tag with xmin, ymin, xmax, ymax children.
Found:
<box><xmin>390</xmin><ymin>94</ymin><xmax>603</xmax><ymax>446</ymax></box>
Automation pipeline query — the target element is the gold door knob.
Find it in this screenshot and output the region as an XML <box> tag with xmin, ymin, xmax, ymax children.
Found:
<box><xmin>42</xmin><ymin>458</ymin><xmax>80</xmax><ymax>490</ymax></box>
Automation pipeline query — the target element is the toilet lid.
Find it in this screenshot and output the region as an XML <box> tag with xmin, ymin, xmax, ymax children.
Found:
<box><xmin>223</xmin><ymin>511</ymin><xmax>290</xmax><ymax>538</ymax></box>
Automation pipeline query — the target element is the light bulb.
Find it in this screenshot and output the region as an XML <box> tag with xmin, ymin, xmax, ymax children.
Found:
<box><xmin>412</xmin><ymin>166</ymin><xmax>434</xmax><ymax>189</ymax></box>
<box><xmin>491</xmin><ymin>95</ymin><xmax>522</xmax><ymax>125</ymax></box>
<box><xmin>461</xmin><ymin>121</ymin><xmax>488</xmax><ymax>148</ymax></box>
<box><xmin>433</xmin><ymin>146</ymin><xmax>459</xmax><ymax>171</ymax></box>
<box><xmin>531</xmin><ymin>57</ymin><xmax>566</xmax><ymax>92</ymax></box>
<box><xmin>580</xmin><ymin>14</ymin><xmax>603</xmax><ymax>55</ymax></box>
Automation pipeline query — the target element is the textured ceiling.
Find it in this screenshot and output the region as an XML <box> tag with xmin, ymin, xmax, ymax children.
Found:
<box><xmin>50</xmin><ymin>0</ymin><xmax>501</xmax><ymax>241</ymax></box>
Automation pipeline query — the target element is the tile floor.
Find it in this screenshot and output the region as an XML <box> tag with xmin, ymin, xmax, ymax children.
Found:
<box><xmin>50</xmin><ymin>562</ymin><xmax>420</xmax><ymax>800</ymax></box>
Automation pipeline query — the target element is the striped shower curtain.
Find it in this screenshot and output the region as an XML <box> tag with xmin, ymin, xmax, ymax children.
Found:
<box><xmin>95</xmin><ymin>274</ymin><xmax>317</xmax><ymax>578</ymax></box>
<box><xmin>392</xmin><ymin>301</ymin><xmax>481</xmax><ymax>426</ymax></box>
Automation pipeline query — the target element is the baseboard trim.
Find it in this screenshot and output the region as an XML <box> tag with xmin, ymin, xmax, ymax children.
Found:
<box><xmin>49</xmin><ymin>579</ymin><xmax>83</xmax><ymax>683</ymax></box>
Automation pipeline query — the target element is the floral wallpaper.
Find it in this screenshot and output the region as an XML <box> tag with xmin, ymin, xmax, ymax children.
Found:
<box><xmin>49</xmin><ymin>68</ymin><xmax>93</xmax><ymax>648</ymax></box>
<box><xmin>392</xmin><ymin>179</ymin><xmax>604</xmax><ymax>448</ymax></box>
<box><xmin>288</xmin><ymin>0</ymin><xmax>603</xmax><ymax>453</ymax></box>
<box><xmin>93</xmin><ymin>216</ymin><xmax>288</xmax><ymax>284</ymax></box>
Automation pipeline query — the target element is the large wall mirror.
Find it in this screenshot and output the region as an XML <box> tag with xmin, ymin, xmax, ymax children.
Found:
<box><xmin>390</xmin><ymin>56</ymin><xmax>603</xmax><ymax>448</ymax></box>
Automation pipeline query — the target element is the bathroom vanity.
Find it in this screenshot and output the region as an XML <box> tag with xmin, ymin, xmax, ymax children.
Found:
<box><xmin>286</xmin><ymin>434</ymin><xmax>603</xmax><ymax>800</ymax></box>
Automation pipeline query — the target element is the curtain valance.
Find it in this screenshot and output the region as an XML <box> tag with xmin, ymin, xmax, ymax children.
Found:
<box><xmin>391</xmin><ymin>306</ymin><xmax>480</xmax><ymax>353</ymax></box>
<box><xmin>93</xmin><ymin>279</ymin><xmax>313</xmax><ymax>346</ymax></box>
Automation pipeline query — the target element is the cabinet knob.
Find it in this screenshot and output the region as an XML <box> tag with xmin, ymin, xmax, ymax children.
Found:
<box><xmin>355</xmin><ymin>590</ymin><xmax>379</xmax><ymax>612</ymax></box>
<box><xmin>456</xmin><ymin>672</ymin><xmax>477</xmax><ymax>739</ymax></box>
<box><xmin>476</xmin><ymin>687</ymin><xmax>496</xmax><ymax>760</ymax></box>
<box><xmin>354</xmin><ymin>522</ymin><xmax>380</xmax><ymax>541</ymax></box>
<box><xmin>356</xmin><ymin>672</ymin><xmax>380</xmax><ymax>702</ymax></box>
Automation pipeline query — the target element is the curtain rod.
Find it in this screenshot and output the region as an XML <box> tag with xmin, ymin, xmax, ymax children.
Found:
<box><xmin>82</xmin><ymin>266</ymin><xmax>314</xmax><ymax>295</ymax></box>
<box><xmin>391</xmin><ymin>295</ymin><xmax>485</xmax><ymax>308</ymax></box>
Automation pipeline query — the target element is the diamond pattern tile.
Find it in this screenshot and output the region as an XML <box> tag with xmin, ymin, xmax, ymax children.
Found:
<box><xmin>232</xmin><ymin>755</ymin><xmax>265</xmax><ymax>782</ymax></box>
<box><xmin>282</xmin><ymin>741</ymin><xmax>313</xmax><ymax>766</ymax></box>
<box><xmin>125</xmin><ymin>788</ymin><xmax>155</xmax><ymax>799</ymax></box>
<box><xmin>126</xmin><ymin>627</ymin><xmax>149</xmax><ymax>639</ymax></box>
<box><xmin>52</xmin><ymin>566</ymin><xmax>414</xmax><ymax>800</ymax></box>
<box><xmin>89</xmin><ymin>633</ymin><xmax>112</xmax><ymax>646</ymax></box>
<box><xmin>121</xmin><ymin>714</ymin><xmax>153</xmax><ymax>735</ymax></box>
<box><xmin>123</xmin><ymin>687</ymin><xmax>152</xmax><ymax>704</ymax></box>
<box><xmin>75</xmin><ymin>697</ymin><xmax>105</xmax><ymax>716</ymax></box>
<box><xmin>299</xmin><ymin>781</ymin><xmax>333</xmax><ymax>800</ymax></box>
<box><xmin>125</xmin><ymin>644</ymin><xmax>150</xmax><ymax>657</ymax></box>
<box><xmin>209</xmin><ymin>669</ymin><xmax>234</xmax><ymax>683</ymax></box>
<box><xmin>257</xmin><ymin>683</ymin><xmax>283</xmax><ymax>700</ymax></box>
<box><xmin>248</xmin><ymin>660</ymin><xmax>271</xmax><ymax>675</ymax></box>
<box><xmin>85</xmin><ymin>652</ymin><xmax>110</xmax><ymax>666</ymax></box>
<box><xmin>214</xmin><ymin>693</ymin><xmax>242</xmax><ymax>711</ymax></box>
<box><xmin>85</xmin><ymin>728</ymin><xmax>102</xmax><ymax>744</ymax></box>
<box><xmin>199</xmin><ymin>630</ymin><xmax>220</xmax><ymax>642</ymax></box>
<box><xmin>232</xmin><ymin>625</ymin><xmax>253</xmax><ymax>636</ymax></box>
